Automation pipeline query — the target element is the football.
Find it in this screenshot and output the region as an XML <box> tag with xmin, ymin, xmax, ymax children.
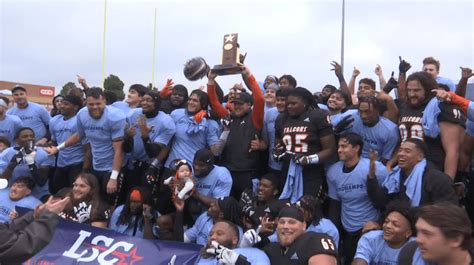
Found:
<box><xmin>183</xmin><ymin>57</ymin><xmax>210</xmax><ymax>81</ymax></box>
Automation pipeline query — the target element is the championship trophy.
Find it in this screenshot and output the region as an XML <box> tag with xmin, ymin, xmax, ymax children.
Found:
<box><xmin>212</xmin><ymin>33</ymin><xmax>246</xmax><ymax>76</ymax></box>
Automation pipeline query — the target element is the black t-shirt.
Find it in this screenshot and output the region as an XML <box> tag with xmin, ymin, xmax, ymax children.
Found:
<box><xmin>398</xmin><ymin>100</ymin><xmax>466</xmax><ymax>170</ymax></box>
<box><xmin>275</xmin><ymin>109</ymin><xmax>334</xmax><ymax>195</ymax></box>
<box><xmin>264</xmin><ymin>232</ymin><xmax>337</xmax><ymax>265</ymax></box>
<box><xmin>275</xmin><ymin>109</ymin><xmax>333</xmax><ymax>156</ymax></box>
<box><xmin>60</xmin><ymin>199</ymin><xmax>110</xmax><ymax>224</ymax></box>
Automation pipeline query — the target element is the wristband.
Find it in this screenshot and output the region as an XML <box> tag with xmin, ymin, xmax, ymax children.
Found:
<box><xmin>219</xmin><ymin>131</ymin><xmax>230</xmax><ymax>141</ymax></box>
<box><xmin>57</xmin><ymin>142</ymin><xmax>66</xmax><ymax>151</ymax></box>
<box><xmin>110</xmin><ymin>170</ymin><xmax>119</xmax><ymax>180</ymax></box>
<box><xmin>307</xmin><ymin>154</ymin><xmax>320</xmax><ymax>164</ymax></box>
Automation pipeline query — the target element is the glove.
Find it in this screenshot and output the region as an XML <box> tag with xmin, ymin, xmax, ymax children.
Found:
<box><xmin>239</xmin><ymin>229</ymin><xmax>261</xmax><ymax>248</ymax></box>
<box><xmin>222</xmin><ymin>116</ymin><xmax>232</xmax><ymax>128</ymax></box>
<box><xmin>240</xmin><ymin>188</ymin><xmax>253</xmax><ymax>206</ymax></box>
<box><xmin>206</xmin><ymin>241</ymin><xmax>240</xmax><ymax>264</ymax></box>
<box><xmin>73</xmin><ymin>202</ymin><xmax>92</xmax><ymax>223</ymax></box>
<box><xmin>383</xmin><ymin>75</ymin><xmax>398</xmax><ymax>93</ymax></box>
<box><xmin>333</xmin><ymin>115</ymin><xmax>354</xmax><ymax>135</ymax></box>
<box><xmin>9</xmin><ymin>150</ymin><xmax>23</xmax><ymax>168</ymax></box>
<box><xmin>24</xmin><ymin>150</ymin><xmax>36</xmax><ymax>166</ymax></box>
<box><xmin>272</xmin><ymin>143</ymin><xmax>288</xmax><ymax>162</ymax></box>
<box><xmin>146</xmin><ymin>159</ymin><xmax>162</xmax><ymax>185</ymax></box>
<box><xmin>399</xmin><ymin>57</ymin><xmax>411</xmax><ymax>74</ymax></box>
<box><xmin>293</xmin><ymin>154</ymin><xmax>309</xmax><ymax>165</ymax></box>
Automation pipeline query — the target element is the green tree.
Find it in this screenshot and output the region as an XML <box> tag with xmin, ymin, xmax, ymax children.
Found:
<box><xmin>104</xmin><ymin>74</ymin><xmax>125</xmax><ymax>100</ymax></box>
<box><xmin>147</xmin><ymin>83</ymin><xmax>158</xmax><ymax>91</ymax></box>
<box><xmin>60</xmin><ymin>82</ymin><xmax>77</xmax><ymax>96</ymax></box>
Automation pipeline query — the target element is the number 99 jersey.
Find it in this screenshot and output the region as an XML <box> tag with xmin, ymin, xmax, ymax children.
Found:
<box><xmin>275</xmin><ymin>109</ymin><xmax>333</xmax><ymax>155</ymax></box>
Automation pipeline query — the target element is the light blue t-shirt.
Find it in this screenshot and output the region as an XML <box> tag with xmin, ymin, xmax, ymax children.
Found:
<box><xmin>354</xmin><ymin>230</ymin><xmax>415</xmax><ymax>265</ymax></box>
<box><xmin>111</xmin><ymin>101</ymin><xmax>133</xmax><ymax>115</ymax></box>
<box><xmin>307</xmin><ymin>218</ymin><xmax>340</xmax><ymax>247</ymax></box>
<box><xmin>0</xmin><ymin>114</ymin><xmax>23</xmax><ymax>144</ymax></box>
<box><xmin>49</xmin><ymin>114</ymin><xmax>84</xmax><ymax>167</ymax></box>
<box><xmin>0</xmin><ymin>189</ymin><xmax>41</xmax><ymax>223</ymax></box>
<box><xmin>467</xmin><ymin>102</ymin><xmax>474</xmax><ymax>122</ymax></box>
<box><xmin>327</xmin><ymin>158</ymin><xmax>388</xmax><ymax>232</ymax></box>
<box><xmin>185</xmin><ymin>212</ymin><xmax>214</xmax><ymax>246</ymax></box>
<box><xmin>263</xmin><ymin>107</ymin><xmax>282</xmax><ymax>171</ymax></box>
<box><xmin>165</xmin><ymin>109</ymin><xmax>220</xmax><ymax>168</ymax></box>
<box><xmin>108</xmin><ymin>204</ymin><xmax>146</xmax><ymax>238</ymax></box>
<box><xmin>345</xmin><ymin>111</ymin><xmax>399</xmax><ymax>161</ymax></box>
<box><xmin>0</xmin><ymin>146</ymin><xmax>53</xmax><ymax>199</ymax></box>
<box><xmin>126</xmin><ymin>108</ymin><xmax>176</xmax><ymax>162</ymax></box>
<box><xmin>7</xmin><ymin>102</ymin><xmax>51</xmax><ymax>141</ymax></box>
<box><xmin>194</xmin><ymin>165</ymin><xmax>232</xmax><ymax>199</ymax></box>
<box><xmin>196</xmin><ymin>247</ymin><xmax>270</xmax><ymax>265</ymax></box>
<box><xmin>76</xmin><ymin>106</ymin><xmax>126</xmax><ymax>171</ymax></box>
<box><xmin>318</xmin><ymin>103</ymin><xmax>329</xmax><ymax>111</ymax></box>
<box><xmin>436</xmin><ymin>76</ymin><xmax>456</xmax><ymax>92</ymax></box>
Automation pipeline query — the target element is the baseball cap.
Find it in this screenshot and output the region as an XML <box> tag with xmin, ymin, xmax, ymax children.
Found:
<box><xmin>11</xmin><ymin>85</ymin><xmax>27</xmax><ymax>93</ymax></box>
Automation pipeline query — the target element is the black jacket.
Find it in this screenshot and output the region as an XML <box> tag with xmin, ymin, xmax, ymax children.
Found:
<box><xmin>0</xmin><ymin>210</ymin><xmax>58</xmax><ymax>264</ymax></box>
<box><xmin>367</xmin><ymin>163</ymin><xmax>458</xmax><ymax>209</ymax></box>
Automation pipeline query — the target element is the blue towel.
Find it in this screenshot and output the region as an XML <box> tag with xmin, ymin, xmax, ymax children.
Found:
<box><xmin>422</xmin><ymin>97</ymin><xmax>441</xmax><ymax>138</ymax></box>
<box><xmin>186</xmin><ymin>116</ymin><xmax>208</xmax><ymax>135</ymax></box>
<box><xmin>382</xmin><ymin>159</ymin><xmax>426</xmax><ymax>207</ymax></box>
<box><xmin>279</xmin><ymin>160</ymin><xmax>304</xmax><ymax>203</ymax></box>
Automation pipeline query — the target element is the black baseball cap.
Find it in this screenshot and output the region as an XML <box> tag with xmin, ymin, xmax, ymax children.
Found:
<box><xmin>11</xmin><ymin>85</ymin><xmax>27</xmax><ymax>93</ymax></box>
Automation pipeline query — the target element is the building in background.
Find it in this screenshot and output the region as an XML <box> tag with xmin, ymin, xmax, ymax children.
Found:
<box><xmin>0</xmin><ymin>81</ymin><xmax>55</xmax><ymax>110</ymax></box>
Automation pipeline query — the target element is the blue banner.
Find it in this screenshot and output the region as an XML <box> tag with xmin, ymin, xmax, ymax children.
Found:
<box><xmin>24</xmin><ymin>218</ymin><xmax>202</xmax><ymax>265</ymax></box>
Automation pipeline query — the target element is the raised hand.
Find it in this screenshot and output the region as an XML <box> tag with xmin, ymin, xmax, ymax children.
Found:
<box><xmin>162</xmin><ymin>79</ymin><xmax>174</xmax><ymax>90</ymax></box>
<box><xmin>73</xmin><ymin>201</ymin><xmax>92</xmax><ymax>223</ymax></box>
<box><xmin>333</xmin><ymin>115</ymin><xmax>354</xmax><ymax>135</ymax></box>
<box><xmin>125</xmin><ymin>123</ymin><xmax>136</xmax><ymax>138</ymax></box>
<box><xmin>240</xmin><ymin>229</ymin><xmax>261</xmax><ymax>247</ymax></box>
<box><xmin>374</xmin><ymin>64</ymin><xmax>383</xmax><ymax>77</ymax></box>
<box><xmin>383</xmin><ymin>71</ymin><xmax>398</xmax><ymax>93</ymax></box>
<box><xmin>330</xmin><ymin>61</ymin><xmax>344</xmax><ymax>79</ymax></box>
<box><xmin>399</xmin><ymin>56</ymin><xmax>411</xmax><ymax>74</ymax></box>
<box><xmin>460</xmin><ymin>67</ymin><xmax>474</xmax><ymax>80</ymax></box>
<box><xmin>352</xmin><ymin>67</ymin><xmax>361</xmax><ymax>78</ymax></box>
<box><xmin>142</xmin><ymin>204</ymin><xmax>154</xmax><ymax>219</ymax></box>
<box><xmin>206</xmin><ymin>241</ymin><xmax>240</xmax><ymax>264</ymax></box>
<box><xmin>368</xmin><ymin>149</ymin><xmax>378</xmax><ymax>180</ymax></box>
<box><xmin>137</xmin><ymin>115</ymin><xmax>150</xmax><ymax>139</ymax></box>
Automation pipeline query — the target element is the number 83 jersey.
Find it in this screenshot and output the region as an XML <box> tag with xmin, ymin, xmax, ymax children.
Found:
<box><xmin>275</xmin><ymin>109</ymin><xmax>333</xmax><ymax>155</ymax></box>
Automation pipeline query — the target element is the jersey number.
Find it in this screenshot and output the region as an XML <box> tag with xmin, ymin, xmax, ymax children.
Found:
<box><xmin>453</xmin><ymin>109</ymin><xmax>462</xmax><ymax>120</ymax></box>
<box><xmin>399</xmin><ymin>124</ymin><xmax>423</xmax><ymax>141</ymax></box>
<box><xmin>320</xmin><ymin>238</ymin><xmax>335</xmax><ymax>251</ymax></box>
<box><xmin>282</xmin><ymin>134</ymin><xmax>308</xmax><ymax>153</ymax></box>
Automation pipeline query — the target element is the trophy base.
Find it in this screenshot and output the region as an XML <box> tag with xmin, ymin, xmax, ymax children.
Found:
<box><xmin>212</xmin><ymin>64</ymin><xmax>242</xmax><ymax>76</ymax></box>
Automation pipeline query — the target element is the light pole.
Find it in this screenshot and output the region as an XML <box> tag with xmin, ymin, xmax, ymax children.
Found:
<box><xmin>341</xmin><ymin>0</ymin><xmax>345</xmax><ymax>73</ymax></box>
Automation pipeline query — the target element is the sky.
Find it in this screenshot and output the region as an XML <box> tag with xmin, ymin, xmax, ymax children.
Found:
<box><xmin>1</xmin><ymin>0</ymin><xmax>473</xmax><ymax>95</ymax></box>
